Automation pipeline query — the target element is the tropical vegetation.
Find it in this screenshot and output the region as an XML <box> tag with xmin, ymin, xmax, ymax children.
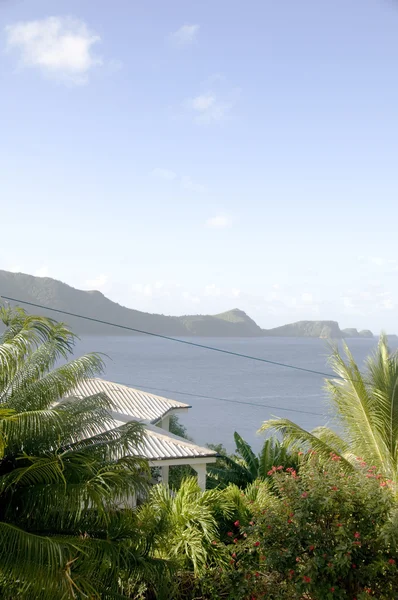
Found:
<box><xmin>0</xmin><ymin>306</ymin><xmax>161</xmax><ymax>598</ymax></box>
<box><xmin>207</xmin><ymin>431</ymin><xmax>299</xmax><ymax>488</ymax></box>
<box><xmin>261</xmin><ymin>335</ymin><xmax>398</xmax><ymax>486</ymax></box>
<box><xmin>2</xmin><ymin>306</ymin><xmax>398</xmax><ymax>598</ymax></box>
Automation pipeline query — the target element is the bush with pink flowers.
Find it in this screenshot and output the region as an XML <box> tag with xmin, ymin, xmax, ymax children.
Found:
<box><xmin>207</xmin><ymin>455</ymin><xmax>398</xmax><ymax>599</ymax></box>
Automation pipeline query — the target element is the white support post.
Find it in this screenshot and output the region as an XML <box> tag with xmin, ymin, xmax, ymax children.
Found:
<box><xmin>161</xmin><ymin>465</ymin><xmax>169</xmax><ymax>486</ymax></box>
<box><xmin>192</xmin><ymin>463</ymin><xmax>207</xmax><ymax>492</ymax></box>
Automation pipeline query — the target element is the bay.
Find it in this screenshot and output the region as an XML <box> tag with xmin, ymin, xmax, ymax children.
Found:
<box><xmin>73</xmin><ymin>336</ymin><xmax>398</xmax><ymax>452</ymax></box>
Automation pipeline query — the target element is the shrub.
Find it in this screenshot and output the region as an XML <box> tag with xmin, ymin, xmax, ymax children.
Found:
<box><xmin>233</xmin><ymin>455</ymin><xmax>398</xmax><ymax>599</ymax></box>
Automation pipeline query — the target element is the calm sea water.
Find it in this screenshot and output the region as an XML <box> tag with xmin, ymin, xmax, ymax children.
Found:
<box><xmin>72</xmin><ymin>336</ymin><xmax>398</xmax><ymax>453</ymax></box>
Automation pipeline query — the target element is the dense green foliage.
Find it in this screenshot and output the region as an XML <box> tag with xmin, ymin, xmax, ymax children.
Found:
<box><xmin>2</xmin><ymin>307</ymin><xmax>398</xmax><ymax>599</ymax></box>
<box><xmin>184</xmin><ymin>457</ymin><xmax>398</xmax><ymax>600</ymax></box>
<box><xmin>0</xmin><ymin>306</ymin><xmax>162</xmax><ymax>598</ymax></box>
<box><xmin>207</xmin><ymin>431</ymin><xmax>298</xmax><ymax>488</ymax></box>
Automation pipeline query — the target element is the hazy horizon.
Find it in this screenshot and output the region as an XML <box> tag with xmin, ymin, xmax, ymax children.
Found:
<box><xmin>1</xmin><ymin>268</ymin><xmax>396</xmax><ymax>334</ymax></box>
<box><xmin>1</xmin><ymin>0</ymin><xmax>398</xmax><ymax>332</ymax></box>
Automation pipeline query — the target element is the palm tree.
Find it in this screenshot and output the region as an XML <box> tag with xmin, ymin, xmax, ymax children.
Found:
<box><xmin>261</xmin><ymin>335</ymin><xmax>398</xmax><ymax>485</ymax></box>
<box><xmin>136</xmin><ymin>477</ymin><xmax>234</xmax><ymax>576</ymax></box>
<box><xmin>0</xmin><ymin>306</ymin><xmax>161</xmax><ymax>598</ymax></box>
<box><xmin>207</xmin><ymin>432</ymin><xmax>299</xmax><ymax>489</ymax></box>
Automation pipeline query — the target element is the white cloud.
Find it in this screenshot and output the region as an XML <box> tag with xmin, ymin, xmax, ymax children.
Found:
<box><xmin>35</xmin><ymin>266</ymin><xmax>49</xmax><ymax>277</ymax></box>
<box><xmin>192</xmin><ymin>94</ymin><xmax>215</xmax><ymax>111</ymax></box>
<box><xmin>8</xmin><ymin>265</ymin><xmax>22</xmax><ymax>273</ymax></box>
<box><xmin>189</xmin><ymin>93</ymin><xmax>230</xmax><ymax>124</ymax></box>
<box><xmin>151</xmin><ymin>168</ymin><xmax>177</xmax><ymax>181</ymax></box>
<box><xmin>86</xmin><ymin>274</ymin><xmax>108</xmax><ymax>289</ymax></box>
<box><xmin>301</xmin><ymin>292</ymin><xmax>313</xmax><ymax>305</ymax></box>
<box><xmin>182</xmin><ymin>291</ymin><xmax>200</xmax><ymax>304</ymax></box>
<box><xmin>381</xmin><ymin>297</ymin><xmax>395</xmax><ymax>310</ymax></box>
<box><xmin>169</xmin><ymin>24</ymin><xmax>199</xmax><ymax>45</ymax></box>
<box><xmin>370</xmin><ymin>257</ymin><xmax>385</xmax><ymax>266</ymax></box>
<box><xmin>5</xmin><ymin>16</ymin><xmax>102</xmax><ymax>84</ymax></box>
<box><xmin>204</xmin><ymin>284</ymin><xmax>221</xmax><ymax>297</ymax></box>
<box><xmin>231</xmin><ymin>288</ymin><xmax>241</xmax><ymax>298</ymax></box>
<box><xmin>181</xmin><ymin>175</ymin><xmax>206</xmax><ymax>193</ymax></box>
<box><xmin>205</xmin><ymin>215</ymin><xmax>232</xmax><ymax>229</ymax></box>
<box><xmin>131</xmin><ymin>283</ymin><xmax>152</xmax><ymax>297</ymax></box>
<box><xmin>343</xmin><ymin>296</ymin><xmax>355</xmax><ymax>309</ymax></box>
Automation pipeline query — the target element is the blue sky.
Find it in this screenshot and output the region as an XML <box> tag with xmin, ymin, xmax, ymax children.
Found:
<box><xmin>1</xmin><ymin>0</ymin><xmax>398</xmax><ymax>331</ymax></box>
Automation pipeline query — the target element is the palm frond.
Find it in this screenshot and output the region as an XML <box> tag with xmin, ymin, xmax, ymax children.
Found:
<box><xmin>259</xmin><ymin>418</ymin><xmax>353</xmax><ymax>471</ymax></box>
<box><xmin>6</xmin><ymin>354</ymin><xmax>105</xmax><ymax>412</ymax></box>
<box><xmin>233</xmin><ymin>431</ymin><xmax>259</xmax><ymax>478</ymax></box>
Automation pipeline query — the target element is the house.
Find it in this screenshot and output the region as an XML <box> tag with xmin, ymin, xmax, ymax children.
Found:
<box><xmin>70</xmin><ymin>378</ymin><xmax>217</xmax><ymax>491</ymax></box>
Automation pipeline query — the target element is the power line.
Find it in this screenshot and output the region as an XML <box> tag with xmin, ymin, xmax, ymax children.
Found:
<box><xmin>113</xmin><ymin>379</ymin><xmax>327</xmax><ymax>417</ymax></box>
<box><xmin>1</xmin><ymin>295</ymin><xmax>341</xmax><ymax>380</ymax></box>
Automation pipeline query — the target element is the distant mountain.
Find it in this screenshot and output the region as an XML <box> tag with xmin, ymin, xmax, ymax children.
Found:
<box><xmin>0</xmin><ymin>271</ymin><xmax>261</xmax><ymax>337</ymax></box>
<box><xmin>341</xmin><ymin>328</ymin><xmax>374</xmax><ymax>339</ymax></box>
<box><xmin>263</xmin><ymin>320</ymin><xmax>343</xmax><ymax>339</ymax></box>
<box><xmin>0</xmin><ymin>270</ymin><xmax>384</xmax><ymax>339</ymax></box>
<box><xmin>180</xmin><ymin>309</ymin><xmax>262</xmax><ymax>336</ymax></box>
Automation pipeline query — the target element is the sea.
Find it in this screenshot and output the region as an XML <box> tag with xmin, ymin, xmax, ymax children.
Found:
<box><xmin>72</xmin><ymin>336</ymin><xmax>398</xmax><ymax>453</ymax></box>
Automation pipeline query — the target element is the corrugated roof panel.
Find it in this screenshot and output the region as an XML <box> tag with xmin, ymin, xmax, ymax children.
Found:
<box><xmin>69</xmin><ymin>378</ymin><xmax>190</xmax><ymax>423</ymax></box>
<box><xmin>133</xmin><ymin>425</ymin><xmax>217</xmax><ymax>461</ymax></box>
<box><xmin>85</xmin><ymin>419</ymin><xmax>217</xmax><ymax>461</ymax></box>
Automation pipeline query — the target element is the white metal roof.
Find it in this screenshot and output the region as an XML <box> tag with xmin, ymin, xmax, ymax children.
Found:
<box><xmin>136</xmin><ymin>424</ymin><xmax>217</xmax><ymax>462</ymax></box>
<box><xmin>68</xmin><ymin>378</ymin><xmax>215</xmax><ymax>465</ymax></box>
<box><xmin>70</xmin><ymin>378</ymin><xmax>190</xmax><ymax>423</ymax></box>
<box><xmin>101</xmin><ymin>419</ymin><xmax>217</xmax><ymax>463</ymax></box>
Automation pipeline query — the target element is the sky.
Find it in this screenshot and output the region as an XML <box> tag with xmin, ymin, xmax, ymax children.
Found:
<box><xmin>1</xmin><ymin>0</ymin><xmax>398</xmax><ymax>332</ymax></box>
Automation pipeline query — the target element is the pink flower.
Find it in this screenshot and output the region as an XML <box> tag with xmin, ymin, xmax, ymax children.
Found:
<box><xmin>254</xmin><ymin>541</ymin><xmax>260</xmax><ymax>547</ymax></box>
<box><xmin>227</xmin><ymin>531</ymin><xmax>233</xmax><ymax>537</ymax></box>
<box><xmin>303</xmin><ymin>575</ymin><xmax>311</xmax><ymax>583</ymax></box>
<box><xmin>354</xmin><ymin>532</ymin><xmax>360</xmax><ymax>539</ymax></box>
<box><xmin>249</xmin><ymin>521</ymin><xmax>254</xmax><ymax>526</ymax></box>
<box><xmin>388</xmin><ymin>558</ymin><xmax>395</xmax><ymax>565</ymax></box>
<box><xmin>330</xmin><ymin>588</ymin><xmax>335</xmax><ymax>592</ymax></box>
<box><xmin>233</xmin><ymin>538</ymin><xmax>238</xmax><ymax>544</ymax></box>
<box><xmin>309</xmin><ymin>545</ymin><xmax>315</xmax><ymax>551</ymax></box>
<box><xmin>211</xmin><ymin>541</ymin><xmax>217</xmax><ymax>545</ymax></box>
<box><xmin>234</xmin><ymin>520</ymin><xmax>240</xmax><ymax>527</ymax></box>
<box><xmin>301</xmin><ymin>492</ymin><xmax>308</xmax><ymax>498</ymax></box>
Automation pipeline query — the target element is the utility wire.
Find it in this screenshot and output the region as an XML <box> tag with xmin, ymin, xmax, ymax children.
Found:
<box><xmin>112</xmin><ymin>380</ymin><xmax>327</xmax><ymax>417</ymax></box>
<box><xmin>1</xmin><ymin>295</ymin><xmax>342</xmax><ymax>380</ymax></box>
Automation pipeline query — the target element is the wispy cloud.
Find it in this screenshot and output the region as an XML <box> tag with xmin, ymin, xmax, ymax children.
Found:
<box><xmin>152</xmin><ymin>168</ymin><xmax>205</xmax><ymax>192</ymax></box>
<box><xmin>5</xmin><ymin>16</ymin><xmax>102</xmax><ymax>84</ymax></box>
<box><xmin>204</xmin><ymin>284</ymin><xmax>221</xmax><ymax>297</ymax></box>
<box><xmin>151</xmin><ymin>168</ymin><xmax>177</xmax><ymax>181</ymax></box>
<box><xmin>189</xmin><ymin>93</ymin><xmax>231</xmax><ymax>124</ymax></box>
<box><xmin>169</xmin><ymin>24</ymin><xmax>199</xmax><ymax>46</ymax></box>
<box><xmin>35</xmin><ymin>266</ymin><xmax>49</xmax><ymax>277</ymax></box>
<box><xmin>181</xmin><ymin>175</ymin><xmax>206</xmax><ymax>193</ymax></box>
<box><xmin>182</xmin><ymin>291</ymin><xmax>200</xmax><ymax>304</ymax></box>
<box><xmin>86</xmin><ymin>274</ymin><xmax>108</xmax><ymax>289</ymax></box>
<box><xmin>205</xmin><ymin>215</ymin><xmax>232</xmax><ymax>229</ymax></box>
